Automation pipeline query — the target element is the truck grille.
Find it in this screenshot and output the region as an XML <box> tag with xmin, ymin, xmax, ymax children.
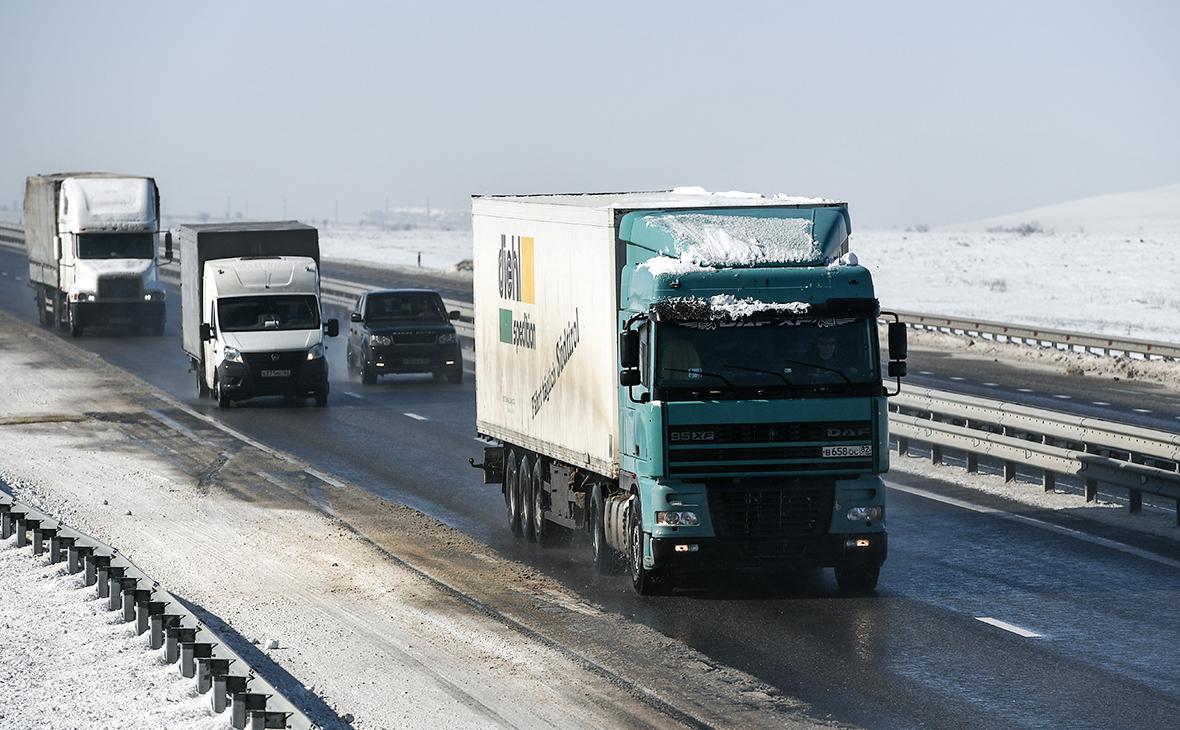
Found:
<box><xmin>667</xmin><ymin>420</ymin><xmax>873</xmax><ymax>476</ymax></box>
<box><xmin>707</xmin><ymin>479</ymin><xmax>833</xmax><ymax>558</ymax></box>
<box><xmin>243</xmin><ymin>351</ymin><xmax>304</xmax><ymax>381</ymax></box>
<box><xmin>97</xmin><ymin>277</ymin><xmax>141</xmax><ymax>300</ymax></box>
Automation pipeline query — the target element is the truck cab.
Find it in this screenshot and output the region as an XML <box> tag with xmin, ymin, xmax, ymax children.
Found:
<box><xmin>199</xmin><ymin>256</ymin><xmax>335</xmax><ymax>407</ymax></box>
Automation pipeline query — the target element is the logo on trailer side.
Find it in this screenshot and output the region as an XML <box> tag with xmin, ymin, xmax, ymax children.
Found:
<box><xmin>498</xmin><ymin>234</ymin><xmax>536</xmax><ymax>350</ymax></box>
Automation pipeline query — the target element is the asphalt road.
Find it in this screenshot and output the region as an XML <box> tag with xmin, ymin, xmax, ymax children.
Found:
<box><xmin>2</xmin><ymin>248</ymin><xmax>1179</xmax><ymax>728</ymax></box>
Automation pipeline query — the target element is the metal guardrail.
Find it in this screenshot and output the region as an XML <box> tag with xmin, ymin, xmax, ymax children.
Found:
<box><xmin>894</xmin><ymin>309</ymin><xmax>1180</xmax><ymax>361</ymax></box>
<box><xmin>891</xmin><ymin>387</ymin><xmax>1180</xmax><ymax>524</ymax></box>
<box><xmin>0</xmin><ymin>490</ymin><xmax>317</xmax><ymax>729</ymax></box>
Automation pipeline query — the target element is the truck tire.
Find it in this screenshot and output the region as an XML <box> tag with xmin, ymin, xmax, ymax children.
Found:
<box><xmin>834</xmin><ymin>564</ymin><xmax>880</xmax><ymax>594</ymax></box>
<box><xmin>68</xmin><ymin>315</ymin><xmax>83</xmax><ymax>338</ymax></box>
<box><xmin>529</xmin><ymin>459</ymin><xmax>548</xmax><ymax>544</ymax></box>
<box><xmin>504</xmin><ymin>449</ymin><xmax>523</xmax><ymax>537</ymax></box>
<box><xmin>214</xmin><ymin>376</ymin><xmax>232</xmax><ymax>409</ymax></box>
<box><xmin>589</xmin><ymin>487</ymin><xmax>614</xmax><ymax>572</ymax></box>
<box><xmin>196</xmin><ymin>370</ymin><xmax>212</xmax><ymax>399</ymax></box>
<box><xmin>520</xmin><ymin>453</ymin><xmax>537</xmax><ymax>543</ymax></box>
<box><xmin>628</xmin><ymin>495</ymin><xmax>668</xmax><ymax>595</ymax></box>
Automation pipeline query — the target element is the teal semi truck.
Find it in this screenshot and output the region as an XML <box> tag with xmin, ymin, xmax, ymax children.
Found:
<box><xmin>470</xmin><ymin>190</ymin><xmax>906</xmax><ymax>594</ymax></box>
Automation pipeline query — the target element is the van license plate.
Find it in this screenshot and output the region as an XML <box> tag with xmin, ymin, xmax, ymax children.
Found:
<box><xmin>260</xmin><ymin>369</ymin><xmax>291</xmax><ymax>378</ymax></box>
<box><xmin>823</xmin><ymin>445</ymin><xmax>872</xmax><ymax>458</ymax></box>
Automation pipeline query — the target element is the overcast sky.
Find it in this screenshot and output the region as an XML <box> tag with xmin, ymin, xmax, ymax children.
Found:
<box><xmin>1</xmin><ymin>1</ymin><xmax>1176</xmax><ymax>227</ymax></box>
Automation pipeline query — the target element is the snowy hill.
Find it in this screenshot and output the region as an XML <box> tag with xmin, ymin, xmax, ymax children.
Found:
<box><xmin>947</xmin><ymin>183</ymin><xmax>1180</xmax><ymax>235</ymax></box>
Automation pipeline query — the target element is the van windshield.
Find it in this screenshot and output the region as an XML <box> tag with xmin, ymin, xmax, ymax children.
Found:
<box><xmin>217</xmin><ymin>295</ymin><xmax>320</xmax><ymax>332</ymax></box>
<box><xmin>77</xmin><ymin>233</ymin><xmax>154</xmax><ymax>259</ymax></box>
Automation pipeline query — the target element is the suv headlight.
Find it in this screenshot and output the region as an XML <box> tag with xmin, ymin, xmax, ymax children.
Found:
<box><xmin>370</xmin><ymin>334</ymin><xmax>393</xmax><ymax>347</ymax></box>
<box><xmin>436</xmin><ymin>332</ymin><xmax>457</xmax><ymax>344</ymax></box>
<box><xmin>307</xmin><ymin>343</ymin><xmax>325</xmax><ymax>360</ymax></box>
<box><xmin>223</xmin><ymin>347</ymin><xmax>243</xmax><ymax>363</ymax></box>
<box><xmin>846</xmin><ymin>506</ymin><xmax>883</xmax><ymax>522</ymax></box>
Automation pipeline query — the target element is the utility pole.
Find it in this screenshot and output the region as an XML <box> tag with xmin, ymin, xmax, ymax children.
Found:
<box><xmin>335</xmin><ymin>199</ymin><xmax>339</xmax><ymax>225</ymax></box>
<box><xmin>282</xmin><ymin>197</ymin><xmax>287</xmax><ymax>219</ymax></box>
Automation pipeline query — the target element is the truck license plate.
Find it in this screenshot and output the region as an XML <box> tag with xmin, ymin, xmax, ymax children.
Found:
<box><xmin>402</xmin><ymin>358</ymin><xmax>429</xmax><ymax>365</ymax></box>
<box><xmin>822</xmin><ymin>445</ymin><xmax>872</xmax><ymax>458</ymax></box>
<box><xmin>260</xmin><ymin>369</ymin><xmax>291</xmax><ymax>378</ymax></box>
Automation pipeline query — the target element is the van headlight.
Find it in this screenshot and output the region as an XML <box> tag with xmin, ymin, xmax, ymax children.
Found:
<box><xmin>436</xmin><ymin>332</ymin><xmax>456</xmax><ymax>344</ymax></box>
<box><xmin>307</xmin><ymin>344</ymin><xmax>324</xmax><ymax>360</ymax></box>
<box><xmin>846</xmin><ymin>506</ymin><xmax>883</xmax><ymax>522</ymax></box>
<box><xmin>223</xmin><ymin>347</ymin><xmax>243</xmax><ymax>363</ymax></box>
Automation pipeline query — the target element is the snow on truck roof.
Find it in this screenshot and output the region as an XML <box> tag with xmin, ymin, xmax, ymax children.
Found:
<box><xmin>474</xmin><ymin>187</ymin><xmax>845</xmax><ymax>210</ymax></box>
<box><xmin>179</xmin><ymin>220</ymin><xmax>316</xmax><ymax>233</ymax></box>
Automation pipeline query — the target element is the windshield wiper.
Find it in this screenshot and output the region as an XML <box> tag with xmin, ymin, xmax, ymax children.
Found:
<box><xmin>781</xmin><ymin>357</ymin><xmax>854</xmax><ymax>386</ymax></box>
<box><xmin>721</xmin><ymin>363</ymin><xmax>796</xmax><ymax>387</ymax></box>
<box><xmin>659</xmin><ymin>367</ymin><xmax>735</xmax><ymax>387</ymax></box>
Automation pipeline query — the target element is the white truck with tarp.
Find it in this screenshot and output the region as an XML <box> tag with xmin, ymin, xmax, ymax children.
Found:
<box><xmin>178</xmin><ymin>222</ymin><xmax>339</xmax><ymax>408</ymax></box>
<box><xmin>23</xmin><ymin>172</ymin><xmax>169</xmax><ymax>336</ymax></box>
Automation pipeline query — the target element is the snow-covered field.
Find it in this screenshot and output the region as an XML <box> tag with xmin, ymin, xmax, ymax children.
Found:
<box><xmin>317</xmin><ymin>224</ymin><xmax>471</xmax><ymax>271</ymax></box>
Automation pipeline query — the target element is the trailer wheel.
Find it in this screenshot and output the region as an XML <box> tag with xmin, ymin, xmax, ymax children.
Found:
<box><xmin>520</xmin><ymin>454</ymin><xmax>537</xmax><ymax>543</ymax></box>
<box><xmin>628</xmin><ymin>495</ymin><xmax>668</xmax><ymax>595</ymax></box>
<box><xmin>834</xmin><ymin>564</ymin><xmax>880</xmax><ymax>595</ymax></box>
<box><xmin>504</xmin><ymin>449</ymin><xmax>523</xmax><ymax>537</ymax></box>
<box><xmin>530</xmin><ymin>459</ymin><xmax>549</xmax><ymax>544</ymax></box>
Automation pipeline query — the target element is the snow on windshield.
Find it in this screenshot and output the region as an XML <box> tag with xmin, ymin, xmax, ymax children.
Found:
<box><xmin>639</xmin><ymin>214</ymin><xmax>823</xmax><ymax>276</ymax></box>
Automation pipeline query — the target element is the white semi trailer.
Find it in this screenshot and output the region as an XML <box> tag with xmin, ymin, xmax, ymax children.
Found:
<box><xmin>23</xmin><ymin>173</ymin><xmax>169</xmax><ymax>336</ymax></box>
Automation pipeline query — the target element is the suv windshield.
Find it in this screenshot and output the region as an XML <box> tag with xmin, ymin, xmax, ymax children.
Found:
<box><xmin>655</xmin><ymin>319</ymin><xmax>878</xmax><ymax>399</ymax></box>
<box><xmin>218</xmin><ymin>295</ymin><xmax>320</xmax><ymax>332</ymax></box>
<box><xmin>77</xmin><ymin>233</ymin><xmax>154</xmax><ymax>259</ymax></box>
<box><xmin>365</xmin><ymin>292</ymin><xmax>445</xmax><ymax>323</ymax></box>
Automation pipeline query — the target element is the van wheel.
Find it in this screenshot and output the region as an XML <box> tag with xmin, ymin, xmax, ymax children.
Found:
<box><xmin>214</xmin><ymin>377</ymin><xmax>231</xmax><ymax>409</ymax></box>
<box><xmin>362</xmin><ymin>364</ymin><xmax>377</xmax><ymax>385</ymax></box>
<box><xmin>196</xmin><ymin>370</ymin><xmax>211</xmax><ymax>399</ymax></box>
<box><xmin>504</xmin><ymin>450</ymin><xmax>523</xmax><ymax>537</ymax></box>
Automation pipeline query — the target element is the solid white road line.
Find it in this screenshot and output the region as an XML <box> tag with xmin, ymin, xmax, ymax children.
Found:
<box><xmin>975</xmin><ymin>617</ymin><xmax>1042</xmax><ymax>638</ymax></box>
<box><xmin>888</xmin><ymin>481</ymin><xmax>1180</xmax><ymax>571</ymax></box>
<box><xmin>404</xmin><ymin>412</ymin><xmax>428</xmax><ymax>421</ymax></box>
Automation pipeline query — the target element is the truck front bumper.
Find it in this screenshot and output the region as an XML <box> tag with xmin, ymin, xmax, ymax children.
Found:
<box><xmin>650</xmin><ymin>531</ymin><xmax>887</xmax><ymax>571</ymax></box>
<box><xmin>216</xmin><ymin>358</ymin><xmax>328</xmax><ymax>401</ymax></box>
<box><xmin>73</xmin><ymin>300</ymin><xmax>164</xmax><ymax>328</ymax></box>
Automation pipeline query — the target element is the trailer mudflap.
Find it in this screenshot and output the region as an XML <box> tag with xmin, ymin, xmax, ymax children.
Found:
<box><xmin>468</xmin><ymin>446</ymin><xmax>505</xmax><ymax>484</ymax></box>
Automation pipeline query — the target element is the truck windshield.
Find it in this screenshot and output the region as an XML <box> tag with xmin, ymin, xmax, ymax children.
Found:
<box><xmin>217</xmin><ymin>295</ymin><xmax>320</xmax><ymax>332</ymax></box>
<box><xmin>655</xmin><ymin>319</ymin><xmax>878</xmax><ymax>399</ymax></box>
<box><xmin>77</xmin><ymin>233</ymin><xmax>154</xmax><ymax>259</ymax></box>
<box><xmin>365</xmin><ymin>292</ymin><xmax>446</xmax><ymax>322</ymax></box>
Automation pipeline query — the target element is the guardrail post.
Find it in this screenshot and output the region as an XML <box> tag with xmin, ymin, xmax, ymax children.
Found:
<box><xmin>94</xmin><ymin>555</ymin><xmax>113</xmax><ymax>596</ymax></box>
<box><xmin>30</xmin><ymin>520</ymin><xmax>48</xmax><ymax>556</ymax></box>
<box><xmin>1043</xmin><ymin>471</ymin><xmax>1056</xmax><ymax>492</ymax></box>
<box><xmin>897</xmin><ymin>437</ymin><xmax>909</xmax><ymax>456</ymax></box>
<box><xmin>213</xmin><ymin>674</ymin><xmax>250</xmax><ymax>714</ymax></box>
<box><xmin>165</xmin><ymin>625</ymin><xmax>199</xmax><ymax>664</ymax></box>
<box><xmin>931</xmin><ymin>444</ymin><xmax>942</xmax><ymax>466</ymax></box>
<box><xmin>14</xmin><ymin>512</ymin><xmax>28</xmax><ymax>547</ymax></box>
<box><xmin>196</xmin><ymin>657</ymin><xmax>233</xmax><ymax>695</ymax></box>
<box><xmin>1084</xmin><ymin>479</ymin><xmax>1097</xmax><ymax>502</ymax></box>
<box><xmin>966</xmin><ymin>453</ymin><xmax>979</xmax><ymax>473</ymax></box>
<box><xmin>150</xmin><ymin>613</ymin><xmax>180</xmax><ymax>651</ymax></box>
<box><xmin>1129</xmin><ymin>489</ymin><xmax>1142</xmax><ymax>514</ymax></box>
<box><xmin>181</xmin><ymin>640</ymin><xmax>216</xmax><ymax>679</ymax></box>
<box><xmin>106</xmin><ymin>566</ymin><xmax>127</xmax><ymax>610</ymax></box>
<box><xmin>119</xmin><ymin>578</ymin><xmax>143</xmax><ymax>622</ymax></box>
<box><xmin>0</xmin><ymin>504</ymin><xmax>12</xmax><ymax>540</ymax></box>
<box><xmin>50</xmin><ymin>533</ymin><xmax>71</xmax><ymax>564</ymax></box>
<box><xmin>1003</xmin><ymin>462</ymin><xmax>1017</xmax><ymax>483</ymax></box>
<box><xmin>139</xmin><ymin>599</ymin><xmax>167</xmax><ymax>637</ymax></box>
<box><xmin>231</xmin><ymin>692</ymin><xmax>269</xmax><ymax>730</ymax></box>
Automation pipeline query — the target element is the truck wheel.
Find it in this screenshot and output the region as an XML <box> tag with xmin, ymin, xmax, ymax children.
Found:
<box><xmin>196</xmin><ymin>370</ymin><xmax>212</xmax><ymax>399</ymax></box>
<box><xmin>362</xmin><ymin>364</ymin><xmax>377</xmax><ymax>385</ymax></box>
<box><xmin>68</xmin><ymin>309</ymin><xmax>83</xmax><ymax>338</ymax></box>
<box><xmin>530</xmin><ymin>460</ymin><xmax>549</xmax><ymax>544</ymax></box>
<box><xmin>520</xmin><ymin>454</ymin><xmax>537</xmax><ymax>543</ymax></box>
<box><xmin>214</xmin><ymin>377</ymin><xmax>232</xmax><ymax>409</ymax></box>
<box><xmin>628</xmin><ymin>496</ymin><xmax>668</xmax><ymax>595</ymax></box>
<box><xmin>590</xmin><ymin>488</ymin><xmax>613</xmax><ymax>572</ymax></box>
<box><xmin>835</xmin><ymin>564</ymin><xmax>880</xmax><ymax>595</ymax></box>
<box><xmin>504</xmin><ymin>449</ymin><xmax>523</xmax><ymax>537</ymax></box>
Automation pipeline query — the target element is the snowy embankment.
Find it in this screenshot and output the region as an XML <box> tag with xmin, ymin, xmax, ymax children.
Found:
<box><xmin>0</xmin><ymin>536</ymin><xmax>226</xmax><ymax>729</ymax></box>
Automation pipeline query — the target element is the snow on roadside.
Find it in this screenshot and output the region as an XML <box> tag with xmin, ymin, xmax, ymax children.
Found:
<box><xmin>0</xmin><ymin>537</ymin><xmax>226</xmax><ymax>729</ymax></box>
<box><xmin>316</xmin><ymin>224</ymin><xmax>471</xmax><ymax>272</ymax></box>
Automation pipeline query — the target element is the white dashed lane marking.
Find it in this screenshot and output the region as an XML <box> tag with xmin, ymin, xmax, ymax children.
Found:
<box><xmin>1132</xmin><ymin>408</ymin><xmax>1152</xmax><ymax>413</ymax></box>
<box><xmin>404</xmin><ymin>412</ymin><xmax>428</xmax><ymax>421</ymax></box>
<box><xmin>982</xmin><ymin>382</ymin><xmax>998</xmax><ymax>387</ymax></box>
<box><xmin>1017</xmin><ymin>388</ymin><xmax>1034</xmax><ymax>393</ymax></box>
<box><xmin>343</xmin><ymin>392</ymin><xmax>363</xmax><ymax>399</ymax></box>
<box><xmin>919</xmin><ymin>370</ymin><xmax>934</xmax><ymax>375</ymax></box>
<box><xmin>949</xmin><ymin>376</ymin><xmax>965</xmax><ymax>381</ymax></box>
<box><xmin>1053</xmin><ymin>394</ymin><xmax>1071</xmax><ymax>400</ymax></box>
<box><xmin>1092</xmin><ymin>401</ymin><xmax>1110</xmax><ymax>406</ymax></box>
<box><xmin>975</xmin><ymin>617</ymin><xmax>1043</xmax><ymax>638</ymax></box>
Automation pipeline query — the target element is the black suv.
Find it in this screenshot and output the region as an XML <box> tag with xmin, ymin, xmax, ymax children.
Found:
<box><xmin>346</xmin><ymin>289</ymin><xmax>463</xmax><ymax>384</ymax></box>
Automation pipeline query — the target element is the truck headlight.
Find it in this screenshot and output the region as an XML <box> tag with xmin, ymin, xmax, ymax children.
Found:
<box><xmin>846</xmin><ymin>506</ymin><xmax>883</xmax><ymax>522</ymax></box>
<box><xmin>307</xmin><ymin>344</ymin><xmax>324</xmax><ymax>360</ymax></box>
<box><xmin>656</xmin><ymin>511</ymin><xmax>700</xmax><ymax>526</ymax></box>
<box><xmin>223</xmin><ymin>347</ymin><xmax>243</xmax><ymax>364</ymax></box>
<box><xmin>143</xmin><ymin>290</ymin><xmax>165</xmax><ymax>301</ymax></box>
<box><xmin>436</xmin><ymin>332</ymin><xmax>456</xmax><ymax>344</ymax></box>
<box><xmin>71</xmin><ymin>292</ymin><xmax>96</xmax><ymax>302</ymax></box>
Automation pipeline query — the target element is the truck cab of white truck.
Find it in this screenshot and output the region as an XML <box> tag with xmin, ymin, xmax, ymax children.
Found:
<box><xmin>24</xmin><ymin>173</ymin><xmax>168</xmax><ymax>336</ymax></box>
<box><xmin>179</xmin><ymin>222</ymin><xmax>338</xmax><ymax>408</ymax></box>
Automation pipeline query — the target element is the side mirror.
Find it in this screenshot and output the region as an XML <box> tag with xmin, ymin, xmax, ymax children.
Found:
<box><xmin>619</xmin><ymin>330</ymin><xmax>639</xmax><ymax>369</ymax></box>
<box><xmin>620</xmin><ymin>369</ymin><xmax>641</xmax><ymax>387</ymax></box>
<box><xmin>325</xmin><ymin>319</ymin><xmax>340</xmax><ymax>337</ymax></box>
<box><xmin>449</xmin><ymin>310</ymin><xmax>461</xmax><ymax>320</ymax></box>
<box><xmin>162</xmin><ymin>231</ymin><xmax>173</xmax><ymax>262</ymax></box>
<box><xmin>199</xmin><ymin>323</ymin><xmax>213</xmax><ymax>342</ymax></box>
<box><xmin>888</xmin><ymin>360</ymin><xmax>907</xmax><ymax>378</ymax></box>
<box><xmin>888</xmin><ymin>322</ymin><xmax>908</xmax><ymax>360</ymax></box>
<box><xmin>350</xmin><ymin>312</ymin><xmax>362</xmax><ymax>323</ymax></box>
